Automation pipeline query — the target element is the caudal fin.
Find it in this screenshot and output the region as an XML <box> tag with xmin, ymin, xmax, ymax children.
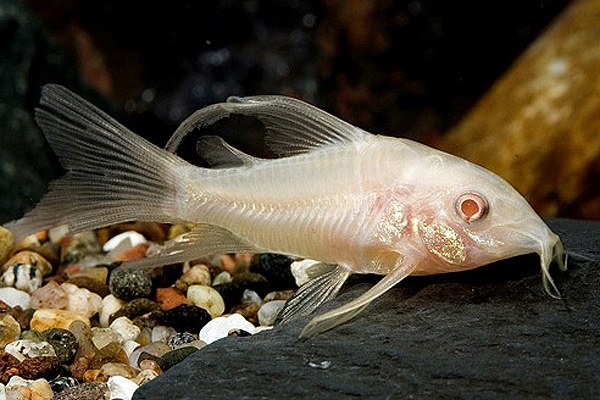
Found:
<box><xmin>5</xmin><ymin>84</ymin><xmax>189</xmax><ymax>241</ymax></box>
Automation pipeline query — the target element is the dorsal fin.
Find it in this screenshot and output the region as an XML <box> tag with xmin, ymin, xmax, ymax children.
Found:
<box><xmin>166</xmin><ymin>95</ymin><xmax>370</xmax><ymax>157</ymax></box>
<box><xmin>196</xmin><ymin>135</ymin><xmax>260</xmax><ymax>168</ymax></box>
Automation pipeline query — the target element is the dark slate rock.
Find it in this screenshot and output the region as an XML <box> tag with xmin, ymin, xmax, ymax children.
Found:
<box><xmin>133</xmin><ymin>219</ymin><xmax>600</xmax><ymax>399</ymax></box>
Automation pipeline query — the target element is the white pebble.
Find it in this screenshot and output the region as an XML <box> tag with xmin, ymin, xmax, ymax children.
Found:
<box><xmin>0</xmin><ymin>287</ymin><xmax>30</xmax><ymax>309</ymax></box>
<box><xmin>103</xmin><ymin>231</ymin><xmax>146</xmax><ymax>252</ymax></box>
<box><xmin>4</xmin><ymin>340</ymin><xmax>56</xmax><ymax>362</ymax></box>
<box><xmin>110</xmin><ymin>317</ymin><xmax>141</xmax><ymax>342</ymax></box>
<box><xmin>187</xmin><ymin>285</ymin><xmax>225</xmax><ymax>318</ymax></box>
<box><xmin>258</xmin><ymin>300</ymin><xmax>286</xmax><ymax>326</ymax></box>
<box><xmin>242</xmin><ymin>289</ymin><xmax>263</xmax><ymax>306</ymax></box>
<box><xmin>107</xmin><ymin>375</ymin><xmax>139</xmax><ymax>400</ymax></box>
<box><xmin>212</xmin><ymin>271</ymin><xmax>232</xmax><ymax>286</ymax></box>
<box><xmin>199</xmin><ymin>313</ymin><xmax>256</xmax><ymax>345</ymax></box>
<box><xmin>62</xmin><ymin>282</ymin><xmax>103</xmax><ymax>318</ymax></box>
<box><xmin>100</xmin><ymin>294</ymin><xmax>126</xmax><ymax>327</ymax></box>
<box><xmin>6</xmin><ymin>376</ymin><xmax>53</xmax><ymax>400</ymax></box>
<box><xmin>290</xmin><ymin>259</ymin><xmax>320</xmax><ymax>286</ymax></box>
<box><xmin>122</xmin><ymin>340</ymin><xmax>141</xmax><ymax>358</ymax></box>
<box><xmin>91</xmin><ymin>327</ymin><xmax>123</xmax><ymax>349</ymax></box>
<box><xmin>151</xmin><ymin>325</ymin><xmax>177</xmax><ymax>343</ymax></box>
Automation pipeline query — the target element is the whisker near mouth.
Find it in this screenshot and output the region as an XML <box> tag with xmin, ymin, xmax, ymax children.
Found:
<box><xmin>540</xmin><ymin>234</ymin><xmax>565</xmax><ymax>299</ymax></box>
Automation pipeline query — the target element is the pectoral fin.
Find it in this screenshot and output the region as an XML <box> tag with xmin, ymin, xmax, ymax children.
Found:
<box><xmin>300</xmin><ymin>255</ymin><xmax>415</xmax><ymax>339</ymax></box>
<box><xmin>276</xmin><ymin>264</ymin><xmax>351</xmax><ymax>325</ymax></box>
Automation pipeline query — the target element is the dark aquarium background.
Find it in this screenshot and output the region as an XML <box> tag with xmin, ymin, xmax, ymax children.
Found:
<box><xmin>0</xmin><ymin>0</ymin><xmax>581</xmax><ymax>222</ymax></box>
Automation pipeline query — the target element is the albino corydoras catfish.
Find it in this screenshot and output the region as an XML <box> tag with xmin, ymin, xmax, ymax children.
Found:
<box><xmin>5</xmin><ymin>84</ymin><xmax>566</xmax><ymax>338</ymax></box>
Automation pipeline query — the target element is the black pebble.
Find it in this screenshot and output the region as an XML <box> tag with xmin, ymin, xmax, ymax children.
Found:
<box><xmin>159</xmin><ymin>304</ymin><xmax>212</xmax><ymax>333</ymax></box>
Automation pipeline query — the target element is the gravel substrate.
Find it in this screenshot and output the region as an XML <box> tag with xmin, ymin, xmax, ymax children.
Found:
<box><xmin>0</xmin><ymin>223</ymin><xmax>298</xmax><ymax>399</ymax></box>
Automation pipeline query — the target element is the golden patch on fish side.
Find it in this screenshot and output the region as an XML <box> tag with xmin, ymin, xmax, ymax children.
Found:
<box><xmin>4</xmin><ymin>85</ymin><xmax>566</xmax><ymax>338</ymax></box>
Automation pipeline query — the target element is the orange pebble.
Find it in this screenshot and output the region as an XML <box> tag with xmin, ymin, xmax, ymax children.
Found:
<box><xmin>114</xmin><ymin>242</ymin><xmax>150</xmax><ymax>262</ymax></box>
<box><xmin>155</xmin><ymin>287</ymin><xmax>187</xmax><ymax>311</ymax></box>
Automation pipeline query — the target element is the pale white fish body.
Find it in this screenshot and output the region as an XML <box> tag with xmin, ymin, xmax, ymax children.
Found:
<box><xmin>5</xmin><ymin>85</ymin><xmax>566</xmax><ymax>338</ymax></box>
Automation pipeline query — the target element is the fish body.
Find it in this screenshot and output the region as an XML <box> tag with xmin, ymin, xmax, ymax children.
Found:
<box><xmin>5</xmin><ymin>85</ymin><xmax>565</xmax><ymax>337</ymax></box>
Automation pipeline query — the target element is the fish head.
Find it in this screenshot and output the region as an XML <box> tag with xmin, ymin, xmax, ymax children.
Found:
<box><xmin>408</xmin><ymin>152</ymin><xmax>565</xmax><ymax>296</ymax></box>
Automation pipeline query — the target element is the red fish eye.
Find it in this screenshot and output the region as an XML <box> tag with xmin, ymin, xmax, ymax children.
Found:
<box><xmin>455</xmin><ymin>192</ymin><xmax>488</xmax><ymax>223</ymax></box>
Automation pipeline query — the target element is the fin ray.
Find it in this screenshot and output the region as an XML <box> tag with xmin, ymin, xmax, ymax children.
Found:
<box><xmin>196</xmin><ymin>135</ymin><xmax>260</xmax><ymax>168</ymax></box>
<box><xmin>300</xmin><ymin>255</ymin><xmax>415</xmax><ymax>338</ymax></box>
<box><xmin>165</xmin><ymin>95</ymin><xmax>369</xmax><ymax>157</ymax></box>
<box><xmin>122</xmin><ymin>223</ymin><xmax>264</xmax><ymax>270</ymax></box>
<box><xmin>276</xmin><ymin>264</ymin><xmax>351</xmax><ymax>325</ymax></box>
<box><xmin>5</xmin><ymin>85</ymin><xmax>188</xmax><ymax>241</ymax></box>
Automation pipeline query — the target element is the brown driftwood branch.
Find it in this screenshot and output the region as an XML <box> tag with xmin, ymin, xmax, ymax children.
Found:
<box><xmin>439</xmin><ymin>0</ymin><xmax>600</xmax><ymax>218</ymax></box>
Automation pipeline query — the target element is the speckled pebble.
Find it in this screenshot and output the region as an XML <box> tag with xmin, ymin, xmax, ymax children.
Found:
<box><xmin>1</xmin><ymin>264</ymin><xmax>43</xmax><ymax>294</ymax></box>
<box><xmin>109</xmin><ymin>268</ymin><xmax>153</xmax><ymax>301</ymax></box>
<box><xmin>5</xmin><ymin>376</ymin><xmax>53</xmax><ymax>400</ymax></box>
<box><xmin>186</xmin><ymin>284</ymin><xmax>225</xmax><ymax>318</ymax></box>
<box><xmin>48</xmin><ymin>376</ymin><xmax>78</xmax><ymax>393</ymax></box>
<box><xmin>199</xmin><ymin>313</ymin><xmax>256</xmax><ymax>345</ymax></box>
<box><xmin>43</xmin><ymin>328</ymin><xmax>78</xmax><ymax>364</ymax></box>
<box><xmin>0</xmin><ymin>314</ymin><xmax>21</xmax><ymax>348</ymax></box>
<box><xmin>0</xmin><ymin>226</ymin><xmax>14</xmax><ymax>265</ymax></box>
<box><xmin>52</xmin><ymin>381</ymin><xmax>109</xmax><ymax>400</ymax></box>
<box><xmin>167</xmin><ymin>332</ymin><xmax>197</xmax><ymax>350</ymax></box>
<box><xmin>159</xmin><ymin>304</ymin><xmax>211</xmax><ymax>333</ymax></box>
<box><xmin>29</xmin><ymin>309</ymin><xmax>90</xmax><ymax>331</ymax></box>
<box><xmin>157</xmin><ymin>347</ymin><xmax>198</xmax><ymax>371</ymax></box>
<box><xmin>0</xmin><ymin>287</ymin><xmax>30</xmax><ymax>309</ymax></box>
<box><xmin>258</xmin><ymin>300</ymin><xmax>287</xmax><ymax>326</ymax></box>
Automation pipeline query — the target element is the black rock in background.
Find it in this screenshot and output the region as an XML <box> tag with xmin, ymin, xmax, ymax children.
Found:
<box><xmin>133</xmin><ymin>219</ymin><xmax>600</xmax><ymax>399</ymax></box>
<box><xmin>0</xmin><ymin>0</ymin><xmax>124</xmax><ymax>224</ymax></box>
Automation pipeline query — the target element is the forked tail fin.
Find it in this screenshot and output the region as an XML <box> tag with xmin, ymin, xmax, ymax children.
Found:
<box><xmin>5</xmin><ymin>84</ymin><xmax>189</xmax><ymax>241</ymax></box>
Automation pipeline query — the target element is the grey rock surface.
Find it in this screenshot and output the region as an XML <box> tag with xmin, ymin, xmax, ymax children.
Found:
<box><xmin>133</xmin><ymin>219</ymin><xmax>600</xmax><ymax>399</ymax></box>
